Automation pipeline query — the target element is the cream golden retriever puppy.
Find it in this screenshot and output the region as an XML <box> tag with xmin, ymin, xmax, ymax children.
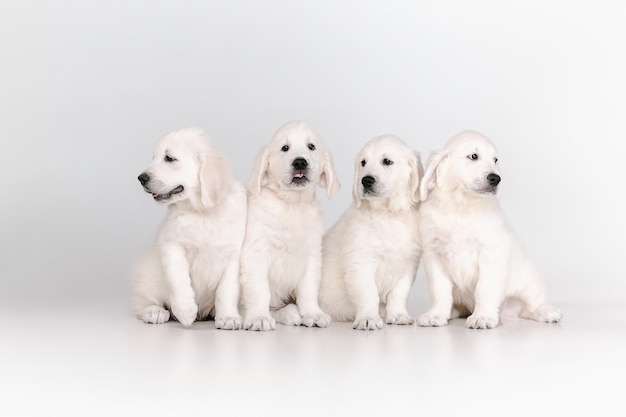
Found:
<box><xmin>132</xmin><ymin>128</ymin><xmax>247</xmax><ymax>329</ymax></box>
<box><xmin>319</xmin><ymin>135</ymin><xmax>423</xmax><ymax>330</ymax></box>
<box><xmin>240</xmin><ymin>121</ymin><xmax>340</xmax><ymax>331</ymax></box>
<box><xmin>417</xmin><ymin>130</ymin><xmax>562</xmax><ymax>329</ymax></box>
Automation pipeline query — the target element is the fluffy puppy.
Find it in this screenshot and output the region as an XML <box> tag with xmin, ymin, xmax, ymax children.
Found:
<box><xmin>240</xmin><ymin>121</ymin><xmax>340</xmax><ymax>331</ymax></box>
<box><xmin>319</xmin><ymin>135</ymin><xmax>423</xmax><ymax>330</ymax></box>
<box><xmin>132</xmin><ymin>128</ymin><xmax>247</xmax><ymax>329</ymax></box>
<box><xmin>417</xmin><ymin>130</ymin><xmax>562</xmax><ymax>329</ymax></box>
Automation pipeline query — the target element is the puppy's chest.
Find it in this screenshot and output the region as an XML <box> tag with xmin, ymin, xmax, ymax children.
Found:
<box><xmin>267</xmin><ymin>203</ymin><xmax>322</xmax><ymax>244</ymax></box>
<box><xmin>163</xmin><ymin>212</ymin><xmax>232</xmax><ymax>250</ymax></box>
<box><xmin>376</xmin><ymin>224</ymin><xmax>419</xmax><ymax>261</ymax></box>
<box><xmin>274</xmin><ymin>215</ymin><xmax>322</xmax><ymax>255</ymax></box>
<box><xmin>428</xmin><ymin>221</ymin><xmax>483</xmax><ymax>285</ymax></box>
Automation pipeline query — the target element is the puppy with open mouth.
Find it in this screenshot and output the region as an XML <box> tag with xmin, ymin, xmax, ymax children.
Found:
<box><xmin>132</xmin><ymin>128</ymin><xmax>247</xmax><ymax>329</ymax></box>
<box><xmin>240</xmin><ymin>121</ymin><xmax>340</xmax><ymax>331</ymax></box>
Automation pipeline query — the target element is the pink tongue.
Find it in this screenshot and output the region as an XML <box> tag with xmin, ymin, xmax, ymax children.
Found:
<box><xmin>295</xmin><ymin>173</ymin><xmax>304</xmax><ymax>178</ymax></box>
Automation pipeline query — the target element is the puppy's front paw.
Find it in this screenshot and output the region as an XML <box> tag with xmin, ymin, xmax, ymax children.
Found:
<box><xmin>171</xmin><ymin>300</ymin><xmax>198</xmax><ymax>327</ymax></box>
<box><xmin>301</xmin><ymin>312</ymin><xmax>331</xmax><ymax>328</ymax></box>
<box><xmin>244</xmin><ymin>316</ymin><xmax>276</xmax><ymax>331</ymax></box>
<box><xmin>139</xmin><ymin>306</ymin><xmax>170</xmax><ymax>324</ymax></box>
<box><xmin>416</xmin><ymin>313</ymin><xmax>449</xmax><ymax>327</ymax></box>
<box><xmin>385</xmin><ymin>313</ymin><xmax>414</xmax><ymax>325</ymax></box>
<box><xmin>353</xmin><ymin>315</ymin><xmax>383</xmax><ymax>330</ymax></box>
<box><xmin>533</xmin><ymin>305</ymin><xmax>562</xmax><ymax>323</ymax></box>
<box><xmin>215</xmin><ymin>315</ymin><xmax>243</xmax><ymax>330</ymax></box>
<box><xmin>466</xmin><ymin>314</ymin><xmax>499</xmax><ymax>329</ymax></box>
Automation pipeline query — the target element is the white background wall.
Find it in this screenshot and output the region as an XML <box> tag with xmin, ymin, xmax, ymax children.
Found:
<box><xmin>1</xmin><ymin>0</ymin><xmax>624</xmax><ymax>312</ymax></box>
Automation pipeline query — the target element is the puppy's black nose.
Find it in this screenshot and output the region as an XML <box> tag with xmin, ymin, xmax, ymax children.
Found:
<box><xmin>487</xmin><ymin>173</ymin><xmax>501</xmax><ymax>186</ymax></box>
<box><xmin>292</xmin><ymin>158</ymin><xmax>308</xmax><ymax>170</ymax></box>
<box><xmin>361</xmin><ymin>176</ymin><xmax>375</xmax><ymax>189</ymax></box>
<box><xmin>138</xmin><ymin>173</ymin><xmax>150</xmax><ymax>185</ymax></box>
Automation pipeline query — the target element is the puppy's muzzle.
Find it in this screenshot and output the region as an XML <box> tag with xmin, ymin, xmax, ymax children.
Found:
<box><xmin>138</xmin><ymin>171</ymin><xmax>184</xmax><ymax>201</ymax></box>
<box><xmin>291</xmin><ymin>157</ymin><xmax>310</xmax><ymax>186</ymax></box>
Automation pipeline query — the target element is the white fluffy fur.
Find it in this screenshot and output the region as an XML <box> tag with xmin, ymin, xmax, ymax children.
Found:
<box><xmin>320</xmin><ymin>135</ymin><xmax>423</xmax><ymax>330</ymax></box>
<box><xmin>240</xmin><ymin>121</ymin><xmax>340</xmax><ymax>331</ymax></box>
<box><xmin>132</xmin><ymin>128</ymin><xmax>247</xmax><ymax>329</ymax></box>
<box><xmin>417</xmin><ymin>130</ymin><xmax>562</xmax><ymax>329</ymax></box>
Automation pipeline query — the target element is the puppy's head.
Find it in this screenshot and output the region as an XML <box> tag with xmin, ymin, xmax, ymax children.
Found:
<box><xmin>353</xmin><ymin>135</ymin><xmax>423</xmax><ymax>211</ymax></box>
<box><xmin>420</xmin><ymin>130</ymin><xmax>501</xmax><ymax>201</ymax></box>
<box><xmin>138</xmin><ymin>128</ymin><xmax>231</xmax><ymax>210</ymax></box>
<box><xmin>248</xmin><ymin>121</ymin><xmax>340</xmax><ymax>199</ymax></box>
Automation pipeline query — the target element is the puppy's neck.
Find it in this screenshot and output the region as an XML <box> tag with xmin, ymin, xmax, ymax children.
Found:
<box><xmin>265</xmin><ymin>182</ymin><xmax>317</xmax><ymax>204</ymax></box>
<box><xmin>168</xmin><ymin>196</ymin><xmax>216</xmax><ymax>215</ymax></box>
<box><xmin>360</xmin><ymin>194</ymin><xmax>417</xmax><ymax>214</ymax></box>
<box><xmin>428</xmin><ymin>187</ymin><xmax>499</xmax><ymax>214</ymax></box>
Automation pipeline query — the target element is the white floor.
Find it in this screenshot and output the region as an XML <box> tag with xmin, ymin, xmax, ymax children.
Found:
<box><xmin>2</xmin><ymin>297</ymin><xmax>624</xmax><ymax>417</ymax></box>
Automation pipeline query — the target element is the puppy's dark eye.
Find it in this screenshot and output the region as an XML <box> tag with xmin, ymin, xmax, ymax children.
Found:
<box><xmin>281</xmin><ymin>145</ymin><xmax>289</xmax><ymax>152</ymax></box>
<box><xmin>361</xmin><ymin>160</ymin><xmax>366</xmax><ymax>167</ymax></box>
<box><xmin>468</xmin><ymin>154</ymin><xmax>478</xmax><ymax>161</ymax></box>
<box><xmin>165</xmin><ymin>155</ymin><xmax>176</xmax><ymax>162</ymax></box>
<box><xmin>494</xmin><ymin>157</ymin><xmax>498</xmax><ymax>163</ymax></box>
<box><xmin>308</xmin><ymin>144</ymin><xmax>316</xmax><ymax>151</ymax></box>
<box><xmin>383</xmin><ymin>158</ymin><xmax>393</xmax><ymax>166</ymax></box>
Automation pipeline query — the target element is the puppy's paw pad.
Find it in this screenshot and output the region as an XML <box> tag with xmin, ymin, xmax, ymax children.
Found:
<box><xmin>385</xmin><ymin>313</ymin><xmax>414</xmax><ymax>325</ymax></box>
<box><xmin>416</xmin><ymin>314</ymin><xmax>448</xmax><ymax>327</ymax></box>
<box><xmin>353</xmin><ymin>316</ymin><xmax>383</xmax><ymax>330</ymax></box>
<box><xmin>466</xmin><ymin>314</ymin><xmax>499</xmax><ymax>329</ymax></box>
<box><xmin>215</xmin><ymin>315</ymin><xmax>243</xmax><ymax>330</ymax></box>
<box><xmin>140</xmin><ymin>306</ymin><xmax>170</xmax><ymax>324</ymax></box>
<box><xmin>301</xmin><ymin>312</ymin><xmax>331</xmax><ymax>328</ymax></box>
<box><xmin>171</xmin><ymin>301</ymin><xmax>198</xmax><ymax>327</ymax></box>
<box><xmin>244</xmin><ymin>316</ymin><xmax>276</xmax><ymax>331</ymax></box>
<box><xmin>533</xmin><ymin>305</ymin><xmax>562</xmax><ymax>323</ymax></box>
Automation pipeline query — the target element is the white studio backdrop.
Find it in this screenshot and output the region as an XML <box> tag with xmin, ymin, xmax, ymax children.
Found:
<box><xmin>1</xmin><ymin>1</ymin><xmax>625</xmax><ymax>312</ymax></box>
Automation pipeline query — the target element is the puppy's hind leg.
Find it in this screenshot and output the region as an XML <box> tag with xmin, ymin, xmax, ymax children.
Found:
<box><xmin>137</xmin><ymin>305</ymin><xmax>171</xmax><ymax>324</ymax></box>
<box><xmin>510</xmin><ymin>260</ymin><xmax>562</xmax><ymax>324</ymax></box>
<box><xmin>450</xmin><ymin>303</ymin><xmax>471</xmax><ymax>319</ymax></box>
<box><xmin>517</xmin><ymin>283</ymin><xmax>562</xmax><ymax>324</ymax></box>
<box><xmin>271</xmin><ymin>303</ymin><xmax>302</xmax><ymax>326</ymax></box>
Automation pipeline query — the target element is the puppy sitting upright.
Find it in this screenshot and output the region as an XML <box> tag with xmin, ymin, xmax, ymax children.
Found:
<box><xmin>132</xmin><ymin>128</ymin><xmax>247</xmax><ymax>329</ymax></box>
<box><xmin>319</xmin><ymin>135</ymin><xmax>423</xmax><ymax>330</ymax></box>
<box><xmin>240</xmin><ymin>121</ymin><xmax>340</xmax><ymax>331</ymax></box>
<box><xmin>417</xmin><ymin>130</ymin><xmax>562</xmax><ymax>329</ymax></box>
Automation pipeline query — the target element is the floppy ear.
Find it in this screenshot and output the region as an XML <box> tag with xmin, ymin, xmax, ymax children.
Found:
<box><xmin>247</xmin><ymin>146</ymin><xmax>271</xmax><ymax>196</ymax></box>
<box><xmin>420</xmin><ymin>151</ymin><xmax>447</xmax><ymax>202</ymax></box>
<box><xmin>352</xmin><ymin>153</ymin><xmax>362</xmax><ymax>207</ymax></box>
<box><xmin>199</xmin><ymin>150</ymin><xmax>231</xmax><ymax>208</ymax></box>
<box><xmin>318</xmin><ymin>148</ymin><xmax>340</xmax><ymax>199</ymax></box>
<box><xmin>408</xmin><ymin>151</ymin><xmax>424</xmax><ymax>204</ymax></box>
